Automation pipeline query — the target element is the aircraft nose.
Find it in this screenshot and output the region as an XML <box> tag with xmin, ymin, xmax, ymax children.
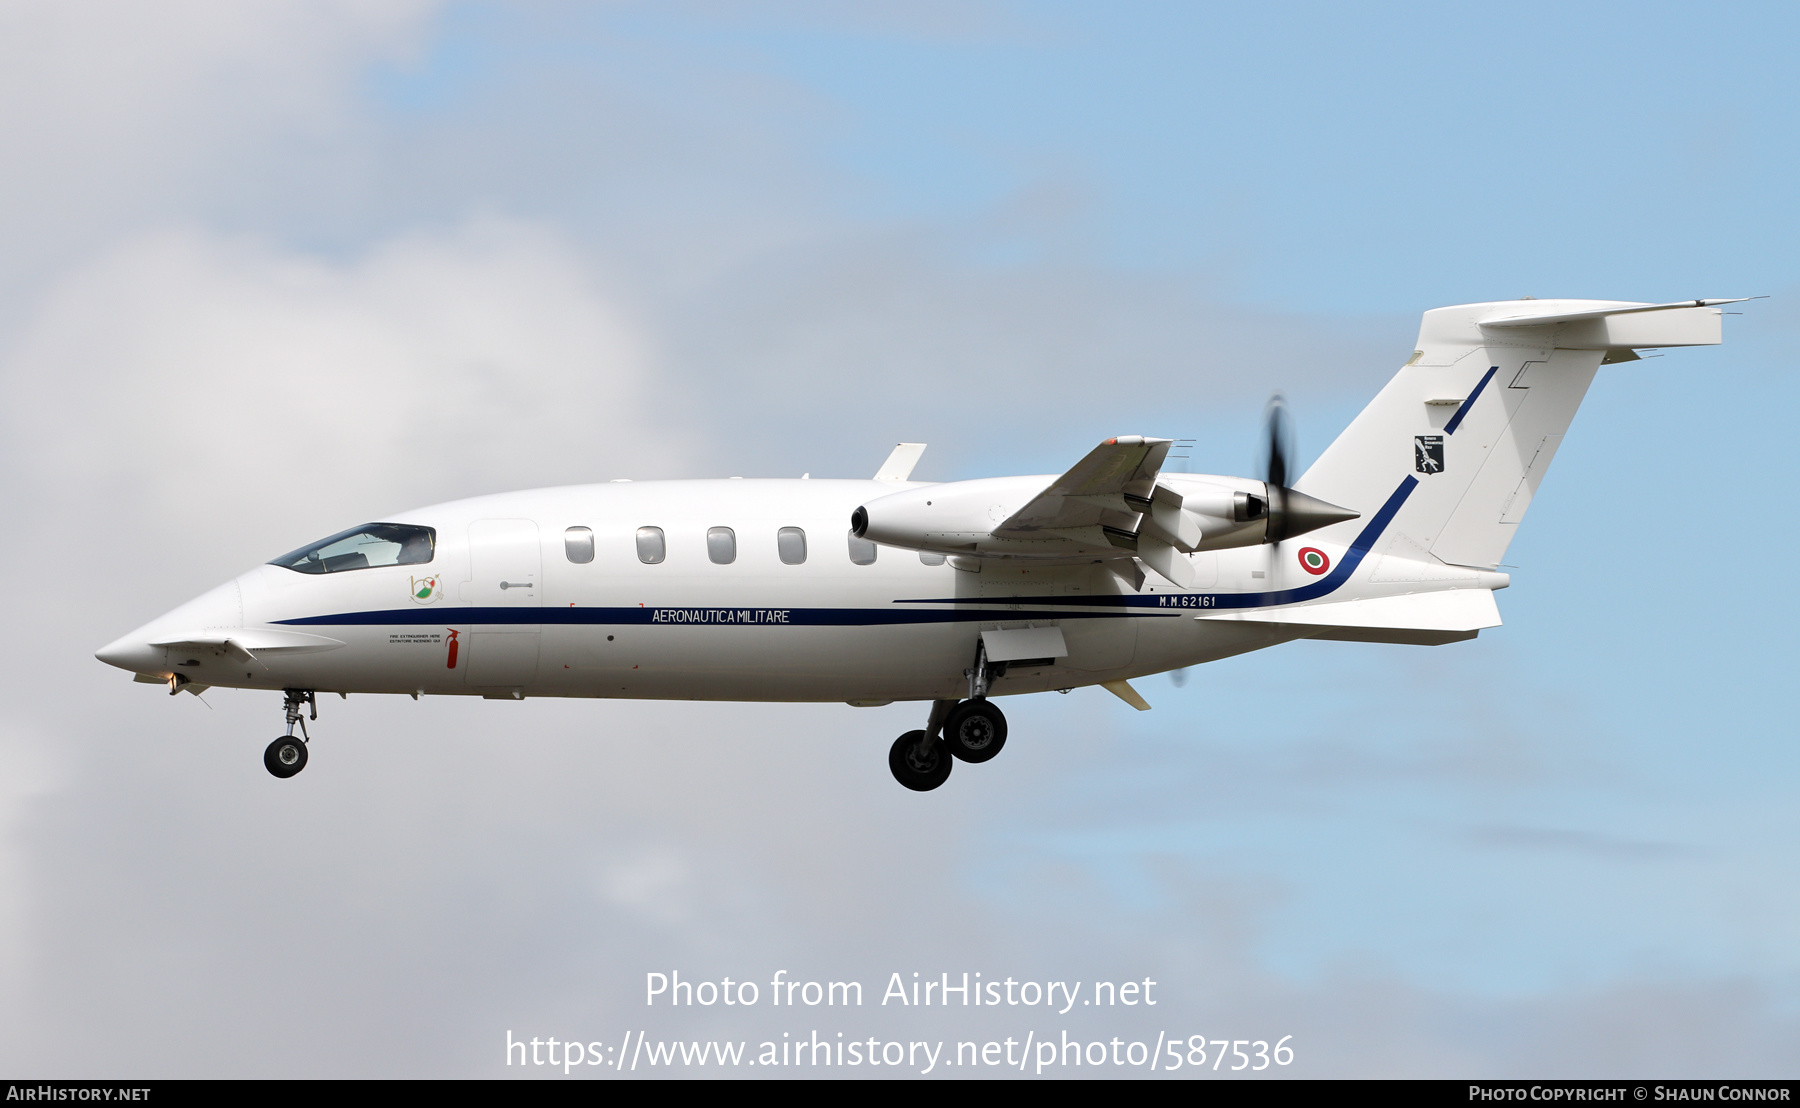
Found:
<box><xmin>96</xmin><ymin>578</ymin><xmax>242</xmax><ymax>675</ymax></box>
<box><xmin>94</xmin><ymin>630</ymin><xmax>164</xmax><ymax>674</ymax></box>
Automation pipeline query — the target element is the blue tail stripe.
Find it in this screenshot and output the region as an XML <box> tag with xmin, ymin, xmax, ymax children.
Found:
<box><xmin>1443</xmin><ymin>365</ymin><xmax>1498</xmax><ymax>436</ymax></box>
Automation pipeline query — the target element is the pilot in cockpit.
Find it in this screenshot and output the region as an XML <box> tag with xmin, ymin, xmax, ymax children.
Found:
<box><xmin>397</xmin><ymin>529</ymin><xmax>434</xmax><ymax>565</ymax></box>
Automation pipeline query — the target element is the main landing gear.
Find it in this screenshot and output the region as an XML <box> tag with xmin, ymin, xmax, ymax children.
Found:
<box><xmin>889</xmin><ymin>722</ymin><xmax>952</xmax><ymax>792</ymax></box>
<box><xmin>264</xmin><ymin>689</ymin><xmax>315</xmax><ymax>779</ymax></box>
<box><xmin>942</xmin><ymin>699</ymin><xmax>1007</xmax><ymax>763</ymax></box>
<box><xmin>887</xmin><ymin>644</ymin><xmax>1011</xmax><ymax>791</ymax></box>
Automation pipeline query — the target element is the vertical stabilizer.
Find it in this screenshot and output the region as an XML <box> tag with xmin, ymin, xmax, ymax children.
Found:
<box><xmin>1293</xmin><ymin>299</ymin><xmax>1731</xmax><ymax>570</ymax></box>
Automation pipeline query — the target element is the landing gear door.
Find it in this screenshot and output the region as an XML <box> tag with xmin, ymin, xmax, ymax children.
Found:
<box><xmin>465</xmin><ymin>519</ymin><xmax>541</xmax><ymax>689</ymax></box>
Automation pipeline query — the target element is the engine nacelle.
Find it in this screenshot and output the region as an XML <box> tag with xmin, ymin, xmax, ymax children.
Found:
<box><xmin>1157</xmin><ymin>482</ymin><xmax>1267</xmax><ymax>552</ymax></box>
<box><xmin>1162</xmin><ymin>477</ymin><xmax>1360</xmax><ymax>549</ymax></box>
<box><xmin>852</xmin><ymin>472</ymin><xmax>1358</xmax><ymax>562</ymax></box>
<box><xmin>851</xmin><ymin>475</ymin><xmax>1079</xmax><ymax>557</ymax></box>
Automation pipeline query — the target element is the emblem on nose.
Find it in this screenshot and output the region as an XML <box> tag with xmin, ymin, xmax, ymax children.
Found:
<box><xmin>410</xmin><ymin>575</ymin><xmax>441</xmax><ymax>604</ymax></box>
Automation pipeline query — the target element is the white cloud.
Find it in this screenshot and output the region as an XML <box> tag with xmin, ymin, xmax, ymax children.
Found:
<box><xmin>0</xmin><ymin>216</ymin><xmax>669</xmax><ymax>1073</ymax></box>
<box><xmin>0</xmin><ymin>0</ymin><xmax>438</xmax><ymax>287</ymax></box>
<box><xmin>0</xmin><ymin>720</ymin><xmax>65</xmax><ymax>1009</ymax></box>
<box><xmin>2</xmin><ymin>219</ymin><xmax>662</xmax><ymax>596</ymax></box>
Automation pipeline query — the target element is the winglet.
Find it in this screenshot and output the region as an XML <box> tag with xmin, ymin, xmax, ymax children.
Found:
<box><xmin>1101</xmin><ymin>679</ymin><xmax>1151</xmax><ymax>711</ymax></box>
<box><xmin>874</xmin><ymin>443</ymin><xmax>927</xmax><ymax>481</ymax></box>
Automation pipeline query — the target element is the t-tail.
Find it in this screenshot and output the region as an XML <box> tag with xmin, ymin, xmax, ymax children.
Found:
<box><xmin>1294</xmin><ymin>298</ymin><xmax>1742</xmax><ymax>571</ymax></box>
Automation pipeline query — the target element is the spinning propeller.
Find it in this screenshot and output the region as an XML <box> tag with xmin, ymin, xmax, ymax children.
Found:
<box><xmin>1248</xmin><ymin>391</ymin><xmax>1359</xmax><ymax>544</ymax></box>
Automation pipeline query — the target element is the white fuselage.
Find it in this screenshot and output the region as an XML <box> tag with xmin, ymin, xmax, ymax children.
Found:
<box><xmin>100</xmin><ymin>476</ymin><xmax>1380</xmax><ymax>704</ymax></box>
<box><xmin>96</xmin><ymin>296</ymin><xmax>1738</xmax><ymax>743</ymax></box>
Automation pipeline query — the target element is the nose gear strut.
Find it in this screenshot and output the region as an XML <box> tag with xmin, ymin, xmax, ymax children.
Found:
<box><xmin>283</xmin><ymin>689</ymin><xmax>316</xmax><ymax>741</ymax></box>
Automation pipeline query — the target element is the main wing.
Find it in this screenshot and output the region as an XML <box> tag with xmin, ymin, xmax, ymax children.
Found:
<box><xmin>993</xmin><ymin>435</ymin><xmax>1173</xmax><ymax>537</ymax></box>
<box><xmin>992</xmin><ymin>435</ymin><xmax>1204</xmax><ymax>586</ymax></box>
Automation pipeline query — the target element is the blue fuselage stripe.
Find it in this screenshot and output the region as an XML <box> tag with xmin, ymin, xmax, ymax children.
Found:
<box><xmin>276</xmin><ymin>606</ymin><xmax>1178</xmax><ymax>628</ymax></box>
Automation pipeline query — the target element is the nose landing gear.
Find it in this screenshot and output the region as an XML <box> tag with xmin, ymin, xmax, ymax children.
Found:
<box><xmin>264</xmin><ymin>689</ymin><xmax>315</xmax><ymax>779</ymax></box>
<box><xmin>264</xmin><ymin>735</ymin><xmax>308</xmax><ymax>778</ymax></box>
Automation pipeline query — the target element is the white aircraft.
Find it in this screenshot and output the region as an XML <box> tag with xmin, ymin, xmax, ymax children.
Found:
<box><xmin>96</xmin><ymin>297</ymin><xmax>1741</xmax><ymax>790</ymax></box>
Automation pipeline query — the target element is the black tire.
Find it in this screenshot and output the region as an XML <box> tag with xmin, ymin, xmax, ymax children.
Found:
<box><xmin>888</xmin><ymin>730</ymin><xmax>952</xmax><ymax>791</ymax></box>
<box><xmin>943</xmin><ymin>699</ymin><xmax>1007</xmax><ymax>763</ymax></box>
<box><xmin>264</xmin><ymin>736</ymin><xmax>308</xmax><ymax>779</ymax></box>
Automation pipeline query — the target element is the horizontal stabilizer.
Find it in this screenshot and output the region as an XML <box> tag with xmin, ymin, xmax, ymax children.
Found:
<box><xmin>1196</xmin><ymin>589</ymin><xmax>1501</xmax><ymax>646</ymax></box>
<box><xmin>1479</xmin><ymin>298</ymin><xmax>1750</xmax><ymax>328</ymax></box>
<box><xmin>1402</xmin><ymin>297</ymin><xmax>1743</xmax><ymax>361</ymax></box>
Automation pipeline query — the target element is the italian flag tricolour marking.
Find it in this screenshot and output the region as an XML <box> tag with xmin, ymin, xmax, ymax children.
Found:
<box><xmin>1298</xmin><ymin>547</ymin><xmax>1330</xmax><ymax>575</ymax></box>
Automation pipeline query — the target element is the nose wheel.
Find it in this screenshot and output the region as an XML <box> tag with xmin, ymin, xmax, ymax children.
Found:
<box><xmin>265</xmin><ymin>689</ymin><xmax>316</xmax><ymax>779</ymax></box>
<box><xmin>265</xmin><ymin>736</ymin><xmax>308</xmax><ymax>778</ymax></box>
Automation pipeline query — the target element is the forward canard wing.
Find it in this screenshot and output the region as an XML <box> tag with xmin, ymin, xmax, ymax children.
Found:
<box><xmin>149</xmin><ymin>628</ymin><xmax>347</xmax><ymax>663</ymax></box>
<box><xmin>139</xmin><ymin>628</ymin><xmax>346</xmax><ymax>696</ymax></box>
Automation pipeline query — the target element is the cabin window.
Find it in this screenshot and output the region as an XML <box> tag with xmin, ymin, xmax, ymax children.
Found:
<box><xmin>270</xmin><ymin>523</ymin><xmax>435</xmax><ymax>574</ymax></box>
<box><xmin>707</xmin><ymin>527</ymin><xmax>736</xmax><ymax>565</ymax></box>
<box><xmin>777</xmin><ymin>526</ymin><xmax>807</xmax><ymax>565</ymax></box>
<box><xmin>919</xmin><ymin>552</ymin><xmax>946</xmax><ymax>566</ymax></box>
<box><xmin>564</xmin><ymin>526</ymin><xmax>594</xmax><ymax>564</ymax></box>
<box><xmin>635</xmin><ymin>526</ymin><xmax>666</xmax><ymax>564</ymax></box>
<box><xmin>847</xmin><ymin>531</ymin><xmax>877</xmax><ymax>565</ymax></box>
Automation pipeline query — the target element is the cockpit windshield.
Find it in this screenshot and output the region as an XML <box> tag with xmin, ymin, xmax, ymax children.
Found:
<box><xmin>270</xmin><ymin>523</ymin><xmax>436</xmax><ymax>574</ymax></box>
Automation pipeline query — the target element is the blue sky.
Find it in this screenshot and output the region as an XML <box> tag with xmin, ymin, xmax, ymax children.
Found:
<box><xmin>361</xmin><ymin>2</ymin><xmax>1799</xmax><ymax>306</ymax></box>
<box><xmin>2</xmin><ymin>0</ymin><xmax>1797</xmax><ymax>1077</ymax></box>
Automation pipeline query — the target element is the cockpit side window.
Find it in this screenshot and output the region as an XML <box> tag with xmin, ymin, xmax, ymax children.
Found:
<box><xmin>270</xmin><ymin>523</ymin><xmax>436</xmax><ymax>574</ymax></box>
